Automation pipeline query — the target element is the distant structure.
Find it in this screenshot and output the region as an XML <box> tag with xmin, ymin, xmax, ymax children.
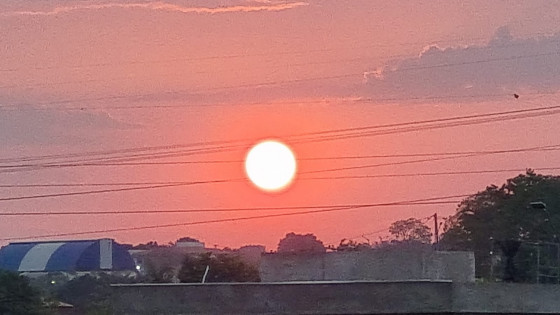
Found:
<box><xmin>174</xmin><ymin>237</ymin><xmax>206</xmax><ymax>252</ymax></box>
<box><xmin>129</xmin><ymin>240</ymin><xmax>265</xmax><ymax>276</ymax></box>
<box><xmin>0</xmin><ymin>238</ymin><xmax>136</xmax><ymax>273</ymax></box>
<box><xmin>237</xmin><ymin>245</ymin><xmax>266</xmax><ymax>266</ymax></box>
<box><xmin>260</xmin><ymin>247</ymin><xmax>475</xmax><ymax>283</ymax></box>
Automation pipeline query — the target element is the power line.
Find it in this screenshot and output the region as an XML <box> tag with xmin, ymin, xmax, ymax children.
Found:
<box><xmin>306</xmin><ymin>146</ymin><xmax>560</xmax><ymax>159</ymax></box>
<box><xmin>288</xmin><ymin>105</ymin><xmax>560</xmax><ymax>140</ymax></box>
<box><xmin>1</xmin><ymin>105</ymin><xmax>560</xmax><ymax>176</ymax></box>
<box><xmin>0</xmin><ymin>179</ymin><xmax>241</xmax><ymax>202</ymax></box>
<box><xmin>0</xmin><ymin>145</ymin><xmax>250</xmax><ymax>174</ymax></box>
<box><xmin>344</xmin><ymin>214</ymin><xmax>438</xmax><ymax>241</ymax></box>
<box><xmin>0</xmin><ymin>55</ymin><xmax>405</xmax><ymax>91</ymax></box>
<box><xmin>350</xmin><ymin>228</ymin><xmax>391</xmax><ymax>240</ymax></box>
<box><xmin>300</xmin><ymin>153</ymin><xmax>480</xmax><ymax>175</ymax></box>
<box><xmin>285</xmin><ymin>109</ymin><xmax>560</xmax><ymax>148</ymax></box>
<box><xmin>5</xmin><ymin>40</ymin><xmax>557</xmax><ymax>92</ymax></box>
<box><xmin>0</xmin><ymin>182</ymin><xmax>186</xmax><ymax>188</ymax></box>
<box><xmin>0</xmin><ymin>137</ymin><xmax>248</xmax><ymax>164</ymax></box>
<box><xmin>1</xmin><ymin>30</ymin><xmax>556</xmax><ymax>75</ymax></box>
<box><xmin>3</xmin><ymin>72</ymin><xmax>360</xmax><ymax>109</ymax></box>
<box><xmin>2</xmin><ymin>30</ymin><xmax>554</xmax><ymax>74</ymax></box>
<box><xmin>300</xmin><ymin>144</ymin><xmax>560</xmax><ymax>175</ymax></box>
<box><xmin>155</xmin><ymin>52</ymin><xmax>560</xmax><ymax>94</ymax></box>
<box><xmin>1</xmin><ymin>51</ymin><xmax>558</xmax><ymax>111</ymax></box>
<box><xmin>0</xmin><ymin>46</ymin><xmax>394</xmax><ymax>73</ymax></box>
<box><xmin>0</xmin><ymin>141</ymin><xmax>247</xmax><ymax>166</ymax></box>
<box><xmin>3</xmin><ymin>103</ymin><xmax>560</xmax><ymax>168</ymax></box>
<box><xmin>0</xmin><ymin>194</ymin><xmax>468</xmax><ymax>241</ymax></box>
<box><xmin>1</xmin><ymin>144</ymin><xmax>557</xmax><ymax>201</ymax></box>
<box><xmin>0</xmin><ymin>92</ymin><xmax>518</xmax><ymax>111</ymax></box>
<box><xmin>387</xmin><ymin>51</ymin><xmax>560</xmax><ymax>73</ymax></box>
<box><xmin>1</xmin><ymin>165</ymin><xmax>557</xmax><ymax>189</ymax></box>
<box><xmin>0</xmin><ymin>200</ymin><xmax>464</xmax><ymax>217</ymax></box>
<box><xmin>2</xmin><ymin>91</ymin><xmax>553</xmax><ymax>112</ymax></box>
<box><xmin>0</xmin><ymin>144</ymin><xmax>219</xmax><ymax>165</ymax></box>
<box><xmin>301</xmin><ymin>167</ymin><xmax>560</xmax><ymax>180</ymax></box>
<box><xmin>0</xmin><ymin>162</ymin><xmax>553</xmax><ymax>203</ymax></box>
<box><xmin>315</xmin><ymin>214</ymin><xmax>437</xmax><ymax>246</ymax></box>
<box><xmin>3</xmin><ymin>145</ymin><xmax>555</xmax><ymax>170</ymax></box>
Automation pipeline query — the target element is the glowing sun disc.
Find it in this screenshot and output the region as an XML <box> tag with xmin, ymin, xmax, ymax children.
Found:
<box><xmin>245</xmin><ymin>140</ymin><xmax>297</xmax><ymax>192</ymax></box>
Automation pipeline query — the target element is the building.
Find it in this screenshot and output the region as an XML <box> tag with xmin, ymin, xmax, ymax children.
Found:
<box><xmin>237</xmin><ymin>245</ymin><xmax>266</xmax><ymax>266</ymax></box>
<box><xmin>0</xmin><ymin>238</ymin><xmax>136</xmax><ymax>273</ymax></box>
<box><xmin>129</xmin><ymin>242</ymin><xmax>266</xmax><ymax>277</ymax></box>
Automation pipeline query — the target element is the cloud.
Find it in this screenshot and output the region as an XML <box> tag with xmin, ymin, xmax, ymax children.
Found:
<box><xmin>0</xmin><ymin>107</ymin><xmax>133</xmax><ymax>146</ymax></box>
<box><xmin>0</xmin><ymin>0</ymin><xmax>308</xmax><ymax>17</ymax></box>
<box><xmin>364</xmin><ymin>27</ymin><xmax>560</xmax><ymax>101</ymax></box>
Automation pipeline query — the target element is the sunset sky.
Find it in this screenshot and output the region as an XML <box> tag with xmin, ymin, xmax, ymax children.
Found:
<box><xmin>1</xmin><ymin>0</ymin><xmax>560</xmax><ymax>250</ymax></box>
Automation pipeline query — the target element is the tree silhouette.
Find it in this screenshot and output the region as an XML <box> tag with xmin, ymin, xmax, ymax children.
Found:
<box><xmin>389</xmin><ymin>218</ymin><xmax>432</xmax><ymax>244</ymax></box>
<box><xmin>277</xmin><ymin>232</ymin><xmax>326</xmax><ymax>253</ymax></box>
<box><xmin>335</xmin><ymin>239</ymin><xmax>371</xmax><ymax>251</ymax></box>
<box><xmin>440</xmin><ymin>170</ymin><xmax>560</xmax><ymax>281</ymax></box>
<box><xmin>0</xmin><ymin>270</ymin><xmax>45</xmax><ymax>314</ymax></box>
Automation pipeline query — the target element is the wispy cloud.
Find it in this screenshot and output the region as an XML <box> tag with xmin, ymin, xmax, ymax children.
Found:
<box><xmin>1</xmin><ymin>1</ymin><xmax>308</xmax><ymax>17</ymax></box>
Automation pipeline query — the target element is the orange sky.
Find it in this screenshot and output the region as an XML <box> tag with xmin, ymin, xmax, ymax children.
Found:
<box><xmin>1</xmin><ymin>0</ymin><xmax>560</xmax><ymax>250</ymax></box>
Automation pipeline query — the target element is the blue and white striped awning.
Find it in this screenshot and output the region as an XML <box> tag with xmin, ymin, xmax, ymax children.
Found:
<box><xmin>0</xmin><ymin>239</ymin><xmax>135</xmax><ymax>272</ymax></box>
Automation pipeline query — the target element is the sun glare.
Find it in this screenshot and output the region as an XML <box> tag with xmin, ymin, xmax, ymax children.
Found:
<box><xmin>244</xmin><ymin>140</ymin><xmax>297</xmax><ymax>192</ymax></box>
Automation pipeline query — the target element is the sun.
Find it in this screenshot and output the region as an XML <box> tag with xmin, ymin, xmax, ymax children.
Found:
<box><xmin>244</xmin><ymin>140</ymin><xmax>297</xmax><ymax>192</ymax></box>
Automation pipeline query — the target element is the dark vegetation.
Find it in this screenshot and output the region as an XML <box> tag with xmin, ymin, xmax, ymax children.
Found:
<box><xmin>0</xmin><ymin>269</ymin><xmax>46</xmax><ymax>315</ymax></box>
<box><xmin>178</xmin><ymin>252</ymin><xmax>260</xmax><ymax>283</ymax></box>
<box><xmin>441</xmin><ymin>170</ymin><xmax>560</xmax><ymax>282</ymax></box>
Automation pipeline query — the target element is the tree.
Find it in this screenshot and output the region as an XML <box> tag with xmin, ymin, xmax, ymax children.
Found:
<box><xmin>440</xmin><ymin>170</ymin><xmax>560</xmax><ymax>281</ymax></box>
<box><xmin>335</xmin><ymin>239</ymin><xmax>371</xmax><ymax>251</ymax></box>
<box><xmin>138</xmin><ymin>247</ymin><xmax>187</xmax><ymax>283</ymax></box>
<box><xmin>132</xmin><ymin>241</ymin><xmax>165</xmax><ymax>250</ymax></box>
<box><xmin>277</xmin><ymin>233</ymin><xmax>326</xmax><ymax>253</ymax></box>
<box><xmin>177</xmin><ymin>253</ymin><xmax>260</xmax><ymax>283</ymax></box>
<box><xmin>176</xmin><ymin>236</ymin><xmax>200</xmax><ymax>243</ymax></box>
<box><xmin>389</xmin><ymin>218</ymin><xmax>432</xmax><ymax>244</ymax></box>
<box><xmin>144</xmin><ymin>261</ymin><xmax>176</xmax><ymax>283</ymax></box>
<box><xmin>55</xmin><ymin>274</ymin><xmax>112</xmax><ymax>314</ymax></box>
<box><xmin>30</xmin><ymin>273</ymin><xmax>138</xmax><ymax>315</ymax></box>
<box><xmin>0</xmin><ymin>269</ymin><xmax>46</xmax><ymax>315</ymax></box>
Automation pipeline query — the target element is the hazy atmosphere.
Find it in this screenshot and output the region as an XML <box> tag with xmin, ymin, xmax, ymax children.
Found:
<box><xmin>1</xmin><ymin>0</ymin><xmax>560</xmax><ymax>250</ymax></box>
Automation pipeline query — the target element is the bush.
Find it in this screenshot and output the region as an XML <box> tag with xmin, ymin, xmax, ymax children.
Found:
<box><xmin>178</xmin><ymin>253</ymin><xmax>260</xmax><ymax>283</ymax></box>
<box><xmin>0</xmin><ymin>269</ymin><xmax>47</xmax><ymax>315</ymax></box>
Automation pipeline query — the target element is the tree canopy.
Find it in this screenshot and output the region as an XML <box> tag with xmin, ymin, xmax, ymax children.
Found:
<box><xmin>335</xmin><ymin>239</ymin><xmax>372</xmax><ymax>251</ymax></box>
<box><xmin>132</xmin><ymin>241</ymin><xmax>166</xmax><ymax>250</ymax></box>
<box><xmin>176</xmin><ymin>237</ymin><xmax>201</xmax><ymax>243</ymax></box>
<box><xmin>440</xmin><ymin>170</ymin><xmax>560</xmax><ymax>281</ymax></box>
<box><xmin>277</xmin><ymin>233</ymin><xmax>326</xmax><ymax>253</ymax></box>
<box><xmin>389</xmin><ymin>218</ymin><xmax>432</xmax><ymax>243</ymax></box>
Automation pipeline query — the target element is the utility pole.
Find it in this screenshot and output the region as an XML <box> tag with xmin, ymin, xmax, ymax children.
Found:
<box><xmin>434</xmin><ymin>213</ymin><xmax>439</xmax><ymax>250</ymax></box>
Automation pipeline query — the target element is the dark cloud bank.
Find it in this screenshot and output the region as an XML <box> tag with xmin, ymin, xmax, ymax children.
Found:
<box><xmin>364</xmin><ymin>27</ymin><xmax>560</xmax><ymax>100</ymax></box>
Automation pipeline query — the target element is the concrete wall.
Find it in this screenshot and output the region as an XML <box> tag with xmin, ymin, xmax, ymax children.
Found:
<box><xmin>452</xmin><ymin>282</ymin><xmax>560</xmax><ymax>314</ymax></box>
<box><xmin>111</xmin><ymin>281</ymin><xmax>560</xmax><ymax>314</ymax></box>
<box><xmin>111</xmin><ymin>280</ymin><xmax>452</xmax><ymax>315</ymax></box>
<box><xmin>260</xmin><ymin>249</ymin><xmax>475</xmax><ymax>283</ymax></box>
